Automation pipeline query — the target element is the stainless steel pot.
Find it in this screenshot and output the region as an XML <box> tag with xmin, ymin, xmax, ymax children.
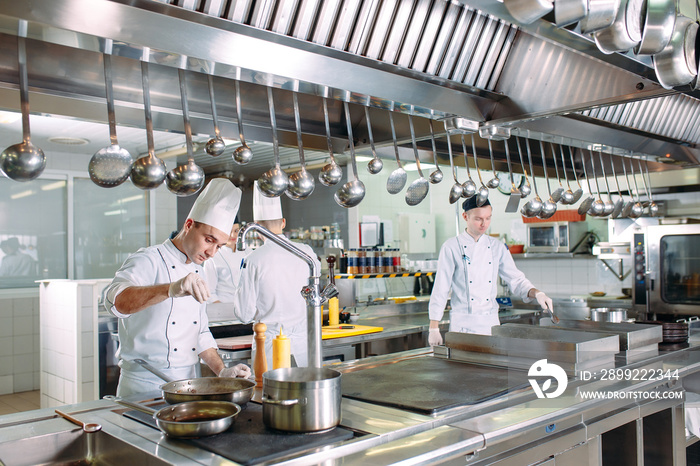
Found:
<box><xmin>590</xmin><ymin>308</ymin><xmax>628</xmax><ymax>323</ymax></box>
<box><xmin>653</xmin><ymin>15</ymin><xmax>698</xmax><ymax>89</ymax></box>
<box><xmin>262</xmin><ymin>367</ymin><xmax>341</xmax><ymax>432</ymax></box>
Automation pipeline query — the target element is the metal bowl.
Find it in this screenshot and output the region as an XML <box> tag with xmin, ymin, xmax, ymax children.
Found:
<box><xmin>634</xmin><ymin>0</ymin><xmax>676</xmax><ymax>55</ymax></box>
<box><xmin>580</xmin><ymin>0</ymin><xmax>620</xmax><ymax>33</ymax></box>
<box><xmin>590</xmin><ymin>308</ymin><xmax>628</xmax><ymax>323</ymax></box>
<box><xmin>593</xmin><ymin>0</ymin><xmax>644</xmax><ymax>54</ymax></box>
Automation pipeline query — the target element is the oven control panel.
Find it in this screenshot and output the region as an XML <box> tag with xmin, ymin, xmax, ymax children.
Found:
<box><xmin>633</xmin><ymin>233</ymin><xmax>646</xmax><ymax>305</ymax></box>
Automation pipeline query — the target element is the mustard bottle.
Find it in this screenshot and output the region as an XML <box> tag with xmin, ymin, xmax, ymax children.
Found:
<box><xmin>329</xmin><ymin>297</ymin><xmax>339</xmax><ymax>326</ymax></box>
<box><xmin>272</xmin><ymin>327</ymin><xmax>291</xmax><ymax>369</ymax></box>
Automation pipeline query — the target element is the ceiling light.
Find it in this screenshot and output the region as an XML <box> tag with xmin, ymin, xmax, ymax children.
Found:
<box><xmin>40</xmin><ymin>181</ymin><xmax>67</xmax><ymax>191</ymax></box>
<box><xmin>403</xmin><ymin>162</ymin><xmax>436</xmax><ymax>172</ymax></box>
<box><xmin>48</xmin><ymin>136</ymin><xmax>90</xmax><ymax>145</ymax></box>
<box><xmin>355</xmin><ymin>155</ymin><xmax>372</xmax><ymax>162</ymax></box>
<box><xmin>104</xmin><ymin>209</ymin><xmax>127</xmax><ymax>216</ymax></box>
<box><xmin>0</xmin><ymin>111</ymin><xmax>21</xmax><ymax>124</ymax></box>
<box><xmin>11</xmin><ymin>189</ymin><xmax>34</xmax><ymax>199</ymax></box>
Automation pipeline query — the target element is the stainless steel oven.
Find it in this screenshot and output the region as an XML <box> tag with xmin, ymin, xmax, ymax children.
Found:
<box><xmin>634</xmin><ymin>224</ymin><xmax>700</xmax><ymax>317</ymax></box>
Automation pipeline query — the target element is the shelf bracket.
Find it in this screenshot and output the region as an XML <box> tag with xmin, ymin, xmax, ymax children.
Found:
<box><xmin>599</xmin><ymin>258</ymin><xmax>632</xmax><ymax>282</ymax></box>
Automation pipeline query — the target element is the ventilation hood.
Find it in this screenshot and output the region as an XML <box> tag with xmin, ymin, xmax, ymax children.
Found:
<box><xmin>0</xmin><ymin>0</ymin><xmax>698</xmax><ymax>185</ymax></box>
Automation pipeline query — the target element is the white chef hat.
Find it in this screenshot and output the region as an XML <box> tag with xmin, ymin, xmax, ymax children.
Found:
<box><xmin>253</xmin><ymin>180</ymin><xmax>283</xmax><ymax>221</ymax></box>
<box><xmin>187</xmin><ymin>178</ymin><xmax>242</xmax><ymax>234</ymax></box>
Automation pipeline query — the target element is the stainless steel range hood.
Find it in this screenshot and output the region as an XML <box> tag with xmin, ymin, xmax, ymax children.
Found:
<box><xmin>0</xmin><ymin>0</ymin><xmax>697</xmax><ymax>183</ymax></box>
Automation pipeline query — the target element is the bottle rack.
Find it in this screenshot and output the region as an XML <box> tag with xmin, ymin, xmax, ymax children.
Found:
<box><xmin>334</xmin><ymin>272</ymin><xmax>434</xmax><ymax>280</ymax></box>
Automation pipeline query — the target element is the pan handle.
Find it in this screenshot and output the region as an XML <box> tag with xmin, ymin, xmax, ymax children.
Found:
<box><xmin>262</xmin><ymin>394</ymin><xmax>306</xmax><ymax>406</ymax></box>
<box><xmin>132</xmin><ymin>358</ymin><xmax>175</xmax><ymax>383</ymax></box>
<box><xmin>104</xmin><ymin>395</ymin><xmax>157</xmax><ymax>416</ymax></box>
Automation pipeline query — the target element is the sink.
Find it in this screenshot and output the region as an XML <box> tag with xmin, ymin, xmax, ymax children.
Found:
<box><xmin>0</xmin><ymin>426</ymin><xmax>171</xmax><ymax>466</ymax></box>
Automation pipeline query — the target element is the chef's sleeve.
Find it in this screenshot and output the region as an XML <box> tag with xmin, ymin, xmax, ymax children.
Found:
<box><xmin>104</xmin><ymin>248</ymin><xmax>158</xmax><ymax>318</ymax></box>
<box><xmin>497</xmin><ymin>242</ymin><xmax>536</xmax><ymax>301</ymax></box>
<box><xmin>429</xmin><ymin>240</ymin><xmax>456</xmax><ymax>322</ymax></box>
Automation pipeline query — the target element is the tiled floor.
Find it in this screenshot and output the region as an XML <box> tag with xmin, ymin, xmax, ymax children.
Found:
<box><xmin>0</xmin><ymin>390</ymin><xmax>40</xmax><ymax>415</ymax></box>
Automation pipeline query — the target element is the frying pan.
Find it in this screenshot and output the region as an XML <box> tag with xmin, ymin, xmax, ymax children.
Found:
<box><xmin>132</xmin><ymin>358</ymin><xmax>255</xmax><ymax>405</ymax></box>
<box><xmin>105</xmin><ymin>396</ymin><xmax>240</xmax><ymax>438</ymax></box>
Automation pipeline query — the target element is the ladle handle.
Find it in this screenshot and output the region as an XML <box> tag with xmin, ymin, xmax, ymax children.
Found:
<box><xmin>55</xmin><ymin>409</ymin><xmax>87</xmax><ymax>429</ymax></box>
<box><xmin>567</xmin><ymin>146</ymin><xmax>582</xmax><ymax>187</ymax></box>
<box><xmin>408</xmin><ymin>114</ymin><xmax>424</xmax><ymax>177</ymax></box>
<box><xmin>292</xmin><ymin>93</ymin><xmax>306</xmax><ymax>168</ymax></box>
<box><xmin>429</xmin><ymin>120</ymin><xmax>440</xmax><ymax>167</ymax></box>
<box><xmin>524</xmin><ymin>138</ymin><xmax>539</xmax><ymax>197</ymax></box>
<box><xmin>471</xmin><ymin>134</ymin><xmax>484</xmax><ymax>184</ymax></box>
<box><xmin>235</xmin><ymin>81</ymin><xmax>246</xmax><ymax>145</ymax></box>
<box><xmin>343</xmin><ymin>101</ymin><xmax>359</xmax><ymax>180</ymax></box>
<box><xmin>140</xmin><ymin>50</ymin><xmax>156</xmax><ymax>158</ymax></box>
<box><xmin>322</xmin><ymin>97</ymin><xmax>336</xmax><ymax>162</ymax></box>
<box><xmin>515</xmin><ymin>136</ymin><xmax>530</xmax><ymax>184</ymax></box>
<box><xmin>207</xmin><ymin>75</ymin><xmax>221</xmax><ymax>139</ymax></box>
<box><xmin>267</xmin><ymin>87</ymin><xmax>280</xmax><ymax>167</ymax></box>
<box><xmin>132</xmin><ymin>358</ymin><xmax>175</xmax><ymax>382</ymax></box>
<box><xmin>580</xmin><ymin>148</ymin><xmax>593</xmax><ymax>192</ymax></box>
<box><xmin>589</xmin><ymin>150</ymin><xmax>602</xmax><ymax>196</ymax></box>
<box><xmin>550</xmin><ymin>143</ymin><xmax>562</xmax><ymax>185</ymax></box>
<box><xmin>539</xmin><ymin>141</ymin><xmax>553</xmax><ymax>194</ymax></box>
<box><xmin>364</xmin><ymin>106</ymin><xmax>377</xmax><ymax>160</ymax></box>
<box><xmin>17</xmin><ymin>21</ymin><xmax>30</xmax><ymax>143</ymax></box>
<box><xmin>460</xmin><ymin>135</ymin><xmax>472</xmax><ymax>177</ymax></box>
<box><xmin>178</xmin><ymin>69</ymin><xmax>194</xmax><ymax>161</ymax></box>
<box><xmin>503</xmin><ymin>139</ymin><xmax>515</xmax><ymax>186</ymax></box>
<box><xmin>104</xmin><ymin>395</ymin><xmax>157</xmax><ymax>416</ymax></box>
<box><xmin>597</xmin><ymin>150</ymin><xmax>612</xmax><ymax>194</ymax></box>
<box><xmin>444</xmin><ymin>121</ymin><xmax>458</xmax><ymax>181</ymax></box>
<box><xmin>487</xmin><ymin>138</ymin><xmax>497</xmax><ymax>175</ymax></box>
<box><xmin>629</xmin><ymin>158</ymin><xmax>642</xmax><ymax>201</ymax></box>
<box><xmin>102</xmin><ymin>40</ymin><xmax>118</xmax><ymax>146</ymax></box>
<box><xmin>610</xmin><ymin>154</ymin><xmax>623</xmax><ymax>194</ymax></box>
<box><xmin>559</xmin><ymin>144</ymin><xmax>571</xmax><ymax>187</ymax></box>
<box><xmin>388</xmin><ymin>111</ymin><xmax>402</xmax><ymax>167</ymax></box>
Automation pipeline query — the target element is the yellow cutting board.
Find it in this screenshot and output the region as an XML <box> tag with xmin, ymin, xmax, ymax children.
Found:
<box><xmin>322</xmin><ymin>325</ymin><xmax>383</xmax><ymax>339</ymax></box>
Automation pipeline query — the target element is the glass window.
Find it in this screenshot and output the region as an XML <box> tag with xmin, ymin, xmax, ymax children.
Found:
<box><xmin>661</xmin><ymin>234</ymin><xmax>700</xmax><ymax>305</ymax></box>
<box><xmin>73</xmin><ymin>178</ymin><xmax>149</xmax><ymax>279</ymax></box>
<box><xmin>0</xmin><ymin>177</ymin><xmax>67</xmax><ymax>288</ymax></box>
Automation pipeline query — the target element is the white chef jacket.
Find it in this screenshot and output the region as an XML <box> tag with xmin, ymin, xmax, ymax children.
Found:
<box><xmin>204</xmin><ymin>246</ymin><xmax>248</xmax><ymax>303</ymax></box>
<box><xmin>429</xmin><ymin>231</ymin><xmax>535</xmax><ymax>335</ymax></box>
<box><xmin>103</xmin><ymin>239</ymin><xmax>217</xmax><ymax>396</ymax></box>
<box><xmin>0</xmin><ymin>251</ymin><xmax>35</xmax><ymax>276</ymax></box>
<box><xmin>236</xmin><ymin>237</ymin><xmax>320</xmax><ymax>368</ymax></box>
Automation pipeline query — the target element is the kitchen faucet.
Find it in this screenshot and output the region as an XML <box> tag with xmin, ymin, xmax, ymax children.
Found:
<box><xmin>237</xmin><ymin>222</ymin><xmax>339</xmax><ymax>368</ymax></box>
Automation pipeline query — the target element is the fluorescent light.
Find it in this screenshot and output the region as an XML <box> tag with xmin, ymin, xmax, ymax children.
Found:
<box><xmin>403</xmin><ymin>162</ymin><xmax>436</xmax><ymax>172</ymax></box>
<box><xmin>104</xmin><ymin>209</ymin><xmax>127</xmax><ymax>216</ymax></box>
<box><xmin>11</xmin><ymin>190</ymin><xmax>34</xmax><ymax>199</ymax></box>
<box><xmin>355</xmin><ymin>156</ymin><xmax>373</xmax><ymax>162</ymax></box>
<box><xmin>41</xmin><ymin>181</ymin><xmax>66</xmax><ymax>191</ymax></box>
<box><xmin>119</xmin><ymin>195</ymin><xmax>144</xmax><ymax>204</ymax></box>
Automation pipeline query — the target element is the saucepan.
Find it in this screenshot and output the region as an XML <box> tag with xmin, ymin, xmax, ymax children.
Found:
<box><xmin>590</xmin><ymin>307</ymin><xmax>628</xmax><ymax>323</ymax></box>
<box><xmin>132</xmin><ymin>358</ymin><xmax>255</xmax><ymax>405</ymax></box>
<box><xmin>105</xmin><ymin>395</ymin><xmax>240</xmax><ymax>438</ymax></box>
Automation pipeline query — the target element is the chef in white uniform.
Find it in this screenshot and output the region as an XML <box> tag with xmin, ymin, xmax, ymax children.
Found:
<box><xmin>204</xmin><ymin>215</ymin><xmax>249</xmax><ymax>305</ymax></box>
<box><xmin>428</xmin><ymin>197</ymin><xmax>554</xmax><ymax>344</ymax></box>
<box><xmin>104</xmin><ymin>179</ymin><xmax>251</xmax><ymax>397</ymax></box>
<box><xmin>235</xmin><ymin>181</ymin><xmax>321</xmax><ymax>368</ymax></box>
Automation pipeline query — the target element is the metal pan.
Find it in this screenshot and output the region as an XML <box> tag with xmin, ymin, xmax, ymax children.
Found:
<box><xmin>132</xmin><ymin>358</ymin><xmax>255</xmax><ymax>405</ymax></box>
<box><xmin>106</xmin><ymin>396</ymin><xmax>241</xmax><ymax>438</ymax></box>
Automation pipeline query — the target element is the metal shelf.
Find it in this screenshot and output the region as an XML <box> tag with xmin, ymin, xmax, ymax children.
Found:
<box><xmin>335</xmin><ymin>272</ymin><xmax>434</xmax><ymax>280</ymax></box>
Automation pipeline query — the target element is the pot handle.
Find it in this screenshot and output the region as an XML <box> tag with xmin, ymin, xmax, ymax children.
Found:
<box><xmin>262</xmin><ymin>394</ymin><xmax>306</xmax><ymax>406</ymax></box>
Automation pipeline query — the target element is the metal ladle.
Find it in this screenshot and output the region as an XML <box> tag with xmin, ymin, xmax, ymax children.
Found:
<box><xmin>405</xmin><ymin>114</ymin><xmax>429</xmax><ymax>206</ymax></box>
<box><xmin>365</xmin><ymin>106</ymin><xmax>383</xmax><ymax>175</ymax></box>
<box><xmin>549</xmin><ymin>143</ymin><xmax>566</xmax><ymax>203</ymax></box>
<box><xmin>286</xmin><ymin>92</ymin><xmax>315</xmax><ymax>200</ymax></box>
<box><xmin>537</xmin><ymin>141</ymin><xmax>557</xmax><ymax>219</ymax></box>
<box><xmin>587</xmin><ymin>152</ymin><xmax>606</xmax><ymax>217</ymax></box>
<box><xmin>428</xmin><ymin>120</ymin><xmax>443</xmax><ymax>184</ymax></box>
<box><xmin>558</xmin><ymin>143</ymin><xmax>575</xmax><ymax>204</ymax></box>
<box><xmin>89</xmin><ymin>40</ymin><xmax>132</xmax><ymax>188</ymax></box>
<box><xmin>131</xmin><ymin>54</ymin><xmax>167</xmax><ymax>190</ymax></box>
<box><xmin>0</xmin><ymin>23</ymin><xmax>46</xmax><ymax>182</ymax></box>
<box><xmin>205</xmin><ymin>75</ymin><xmax>226</xmax><ymax>157</ymax></box>
<box><xmin>514</xmin><ymin>136</ymin><xmax>532</xmax><ymax>198</ymax></box>
<box><xmin>597</xmin><ymin>150</ymin><xmax>615</xmax><ymax>216</ymax></box>
<box><xmin>641</xmin><ymin>160</ymin><xmax>660</xmax><ymax>216</ymax></box>
<box><xmin>620</xmin><ymin>157</ymin><xmax>635</xmax><ymax>218</ymax></box>
<box><xmin>471</xmin><ymin>133</ymin><xmax>489</xmax><ymax>206</ymax></box>
<box><xmin>460</xmin><ymin>135</ymin><xmax>477</xmax><ymax>198</ymax></box>
<box><xmin>446</xmin><ymin>123</ymin><xmax>463</xmax><ymax>204</ymax></box>
<box><xmin>627</xmin><ymin>158</ymin><xmax>644</xmax><ymax>218</ymax></box>
<box><xmin>334</xmin><ymin>101</ymin><xmax>365</xmax><ymax>208</ymax></box>
<box><xmin>258</xmin><ymin>87</ymin><xmax>288</xmax><ymax>197</ymax></box>
<box><xmin>609</xmin><ymin>155</ymin><xmax>625</xmax><ymax>219</ymax></box>
<box><xmin>319</xmin><ymin>97</ymin><xmax>343</xmax><ymax>186</ymax></box>
<box><xmin>577</xmin><ymin>149</ymin><xmax>596</xmax><ymax>215</ymax></box>
<box><xmin>520</xmin><ymin>137</ymin><xmax>543</xmax><ymax>217</ymax></box>
<box><xmin>386</xmin><ymin>110</ymin><xmax>407</xmax><ymax>194</ymax></box>
<box><xmin>566</xmin><ymin>146</ymin><xmax>584</xmax><ymax>202</ymax></box>
<box><xmin>232</xmin><ymin>80</ymin><xmax>253</xmax><ymax>164</ymax></box>
<box><xmin>56</xmin><ymin>409</ymin><xmax>102</xmax><ymax>433</ymax></box>
<box><xmin>166</xmin><ymin>69</ymin><xmax>205</xmax><ymax>196</ymax></box>
<box><xmin>486</xmin><ymin>138</ymin><xmax>500</xmax><ymax>189</ymax></box>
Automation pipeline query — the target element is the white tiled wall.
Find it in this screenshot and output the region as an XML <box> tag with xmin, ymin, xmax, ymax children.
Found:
<box><xmin>0</xmin><ymin>291</ymin><xmax>40</xmax><ymax>395</ymax></box>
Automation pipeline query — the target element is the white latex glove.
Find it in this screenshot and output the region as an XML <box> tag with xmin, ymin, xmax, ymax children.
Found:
<box><xmin>219</xmin><ymin>364</ymin><xmax>252</xmax><ymax>379</ymax></box>
<box><xmin>428</xmin><ymin>328</ymin><xmax>443</xmax><ymax>346</ymax></box>
<box><xmin>535</xmin><ymin>291</ymin><xmax>559</xmax><ymax>323</ymax></box>
<box><xmin>168</xmin><ymin>272</ymin><xmax>210</xmax><ymax>303</ymax></box>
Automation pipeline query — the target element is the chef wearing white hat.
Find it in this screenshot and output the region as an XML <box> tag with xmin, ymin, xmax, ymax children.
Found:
<box><xmin>104</xmin><ymin>178</ymin><xmax>251</xmax><ymax>397</ymax></box>
<box><xmin>236</xmin><ymin>181</ymin><xmax>321</xmax><ymax>367</ymax></box>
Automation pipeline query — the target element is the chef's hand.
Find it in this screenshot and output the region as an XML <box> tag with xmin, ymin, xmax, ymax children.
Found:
<box><xmin>168</xmin><ymin>273</ymin><xmax>210</xmax><ymax>303</ymax></box>
<box><xmin>219</xmin><ymin>364</ymin><xmax>252</xmax><ymax>379</ymax></box>
<box><xmin>428</xmin><ymin>328</ymin><xmax>443</xmax><ymax>346</ymax></box>
<box><xmin>535</xmin><ymin>291</ymin><xmax>553</xmax><ymax>312</ymax></box>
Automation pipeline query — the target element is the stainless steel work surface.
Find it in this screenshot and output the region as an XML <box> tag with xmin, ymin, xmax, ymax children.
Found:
<box><xmin>539</xmin><ymin>320</ymin><xmax>663</xmax><ymax>350</ymax></box>
<box><xmin>341</xmin><ymin>357</ymin><xmax>530</xmax><ymax>415</ymax></box>
<box><xmin>491</xmin><ymin>325</ymin><xmax>620</xmax><ymax>358</ymax></box>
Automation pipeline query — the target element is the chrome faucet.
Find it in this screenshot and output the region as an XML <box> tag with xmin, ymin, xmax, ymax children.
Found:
<box><xmin>238</xmin><ymin>222</ymin><xmax>338</xmax><ymax>368</ymax></box>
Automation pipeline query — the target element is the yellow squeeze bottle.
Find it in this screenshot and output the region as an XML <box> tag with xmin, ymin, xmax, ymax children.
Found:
<box><xmin>329</xmin><ymin>297</ymin><xmax>340</xmax><ymax>326</ymax></box>
<box><xmin>272</xmin><ymin>327</ymin><xmax>291</xmax><ymax>369</ymax></box>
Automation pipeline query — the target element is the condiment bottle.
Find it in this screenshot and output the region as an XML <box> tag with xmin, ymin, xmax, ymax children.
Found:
<box><xmin>329</xmin><ymin>296</ymin><xmax>340</xmax><ymax>326</ymax></box>
<box><xmin>253</xmin><ymin>322</ymin><xmax>267</xmax><ymax>387</ymax></box>
<box><xmin>272</xmin><ymin>327</ymin><xmax>291</xmax><ymax>369</ymax></box>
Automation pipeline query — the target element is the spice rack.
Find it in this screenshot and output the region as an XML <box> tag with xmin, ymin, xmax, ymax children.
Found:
<box><xmin>334</xmin><ymin>272</ymin><xmax>434</xmax><ymax>280</ymax></box>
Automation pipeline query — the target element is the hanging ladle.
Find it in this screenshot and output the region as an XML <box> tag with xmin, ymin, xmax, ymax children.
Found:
<box><xmin>459</xmin><ymin>135</ymin><xmax>477</xmax><ymax>198</ymax></box>
<box><xmin>232</xmin><ymin>80</ymin><xmax>253</xmax><ymax>164</ymax></box>
<box><xmin>514</xmin><ymin>136</ymin><xmax>532</xmax><ymax>198</ymax></box>
<box><xmin>365</xmin><ymin>106</ymin><xmax>383</xmax><ymax>175</ymax></box>
<box><xmin>428</xmin><ymin>120</ymin><xmax>443</xmax><ymax>184</ymax></box>
<box><xmin>1</xmin><ymin>21</ymin><xmax>46</xmax><ymax>182</ymax></box>
<box><xmin>549</xmin><ymin>143</ymin><xmax>566</xmax><ymax>203</ymax></box>
<box><xmin>165</xmin><ymin>68</ymin><xmax>205</xmax><ymax>196</ymax></box>
<box><xmin>446</xmin><ymin>123</ymin><xmax>463</xmax><ymax>204</ymax></box>
<box><xmin>334</xmin><ymin>101</ymin><xmax>365</xmax><ymax>208</ymax></box>
<box><xmin>520</xmin><ymin>137</ymin><xmax>543</xmax><ymax>218</ymax></box>
<box><xmin>577</xmin><ymin>149</ymin><xmax>596</xmax><ymax>215</ymax></box>
<box><xmin>257</xmin><ymin>87</ymin><xmax>288</xmax><ymax>197</ymax></box>
<box><xmin>627</xmin><ymin>158</ymin><xmax>644</xmax><ymax>218</ymax></box>
<box><xmin>471</xmin><ymin>133</ymin><xmax>489</xmax><ymax>206</ymax></box>
<box><xmin>486</xmin><ymin>138</ymin><xmax>500</xmax><ymax>189</ymax></box>
<box><xmin>405</xmin><ymin>114</ymin><xmax>429</xmax><ymax>206</ymax></box>
<box><xmin>386</xmin><ymin>110</ymin><xmax>407</xmax><ymax>194</ymax></box>
<box><xmin>89</xmin><ymin>39</ymin><xmax>133</xmax><ymax>188</ymax></box>
<box><xmin>537</xmin><ymin>141</ymin><xmax>557</xmax><ymax>219</ymax></box>
<box><xmin>587</xmin><ymin>151</ymin><xmax>606</xmax><ymax>217</ymax></box>
<box><xmin>597</xmin><ymin>150</ymin><xmax>615</xmax><ymax>216</ymax></box>
<box><xmin>319</xmin><ymin>97</ymin><xmax>343</xmax><ymax>186</ymax></box>
<box><xmin>131</xmin><ymin>52</ymin><xmax>167</xmax><ymax>190</ymax></box>
<box><xmin>286</xmin><ymin>92</ymin><xmax>315</xmax><ymax>200</ymax></box>
<box><xmin>566</xmin><ymin>146</ymin><xmax>584</xmax><ymax>202</ymax></box>
<box><xmin>558</xmin><ymin>143</ymin><xmax>575</xmax><ymax>204</ymax></box>
<box><xmin>609</xmin><ymin>155</ymin><xmax>625</xmax><ymax>219</ymax></box>
<box><xmin>55</xmin><ymin>409</ymin><xmax>101</xmax><ymax>433</ymax></box>
<box><xmin>641</xmin><ymin>160</ymin><xmax>660</xmax><ymax>216</ymax></box>
<box><xmin>204</xmin><ymin>75</ymin><xmax>226</xmax><ymax>156</ymax></box>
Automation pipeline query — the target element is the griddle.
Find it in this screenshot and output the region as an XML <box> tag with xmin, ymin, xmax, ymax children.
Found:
<box><xmin>341</xmin><ymin>357</ymin><xmax>530</xmax><ymax>414</ymax></box>
<box><xmin>124</xmin><ymin>402</ymin><xmax>353</xmax><ymax>465</ymax></box>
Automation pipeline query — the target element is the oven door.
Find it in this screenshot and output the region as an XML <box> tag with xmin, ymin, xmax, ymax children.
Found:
<box><xmin>646</xmin><ymin>224</ymin><xmax>700</xmax><ymax>316</ymax></box>
<box><xmin>527</xmin><ymin>223</ymin><xmax>558</xmax><ymax>252</ymax></box>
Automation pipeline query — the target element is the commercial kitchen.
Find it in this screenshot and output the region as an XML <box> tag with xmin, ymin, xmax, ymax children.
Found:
<box><xmin>1</xmin><ymin>0</ymin><xmax>700</xmax><ymax>464</ymax></box>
